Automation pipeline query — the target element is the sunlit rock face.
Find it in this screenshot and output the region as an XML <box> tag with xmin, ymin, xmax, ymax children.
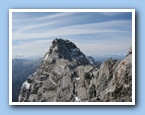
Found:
<box><xmin>19</xmin><ymin>39</ymin><xmax>132</xmax><ymax>102</ymax></box>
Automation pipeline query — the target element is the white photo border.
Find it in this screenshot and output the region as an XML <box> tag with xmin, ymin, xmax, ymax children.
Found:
<box><xmin>9</xmin><ymin>9</ymin><xmax>135</xmax><ymax>105</ymax></box>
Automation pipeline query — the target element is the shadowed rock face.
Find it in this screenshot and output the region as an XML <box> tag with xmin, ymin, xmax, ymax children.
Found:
<box><xmin>18</xmin><ymin>39</ymin><xmax>132</xmax><ymax>102</ymax></box>
<box><xmin>12</xmin><ymin>59</ymin><xmax>41</xmax><ymax>102</ymax></box>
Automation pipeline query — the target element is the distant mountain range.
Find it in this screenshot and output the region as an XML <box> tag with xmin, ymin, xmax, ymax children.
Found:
<box><xmin>13</xmin><ymin>53</ymin><xmax>125</xmax><ymax>63</ymax></box>
<box><xmin>91</xmin><ymin>53</ymin><xmax>125</xmax><ymax>62</ymax></box>
<box><xmin>12</xmin><ymin>58</ymin><xmax>41</xmax><ymax>102</ymax></box>
<box><xmin>12</xmin><ymin>55</ymin><xmax>43</xmax><ymax>60</ymax></box>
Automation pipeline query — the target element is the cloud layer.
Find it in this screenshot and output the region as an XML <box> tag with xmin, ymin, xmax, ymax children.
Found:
<box><xmin>12</xmin><ymin>12</ymin><xmax>132</xmax><ymax>57</ymax></box>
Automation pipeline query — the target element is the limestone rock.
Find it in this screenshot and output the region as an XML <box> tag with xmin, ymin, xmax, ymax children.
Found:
<box><xmin>18</xmin><ymin>39</ymin><xmax>90</xmax><ymax>102</ymax></box>
<box><xmin>98</xmin><ymin>49</ymin><xmax>132</xmax><ymax>102</ymax></box>
<box><xmin>18</xmin><ymin>39</ymin><xmax>132</xmax><ymax>102</ymax></box>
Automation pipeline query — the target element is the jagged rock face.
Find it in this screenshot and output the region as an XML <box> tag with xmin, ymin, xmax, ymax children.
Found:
<box><xmin>95</xmin><ymin>49</ymin><xmax>132</xmax><ymax>102</ymax></box>
<box><xmin>91</xmin><ymin>59</ymin><xmax>119</xmax><ymax>97</ymax></box>
<box><xmin>18</xmin><ymin>39</ymin><xmax>132</xmax><ymax>102</ymax></box>
<box><xmin>18</xmin><ymin>39</ymin><xmax>90</xmax><ymax>102</ymax></box>
<box><xmin>87</xmin><ymin>56</ymin><xmax>102</xmax><ymax>68</ymax></box>
<box><xmin>87</xmin><ymin>56</ymin><xmax>96</xmax><ymax>65</ymax></box>
<box><xmin>45</xmin><ymin>38</ymin><xmax>90</xmax><ymax>66</ymax></box>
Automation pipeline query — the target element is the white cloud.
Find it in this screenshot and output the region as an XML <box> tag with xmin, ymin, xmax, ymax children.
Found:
<box><xmin>13</xmin><ymin>12</ymin><xmax>74</xmax><ymax>22</ymax></box>
<box><xmin>35</xmin><ymin>12</ymin><xmax>75</xmax><ymax>20</ymax></box>
<box><xmin>14</xmin><ymin>21</ymin><xmax>58</xmax><ymax>33</ymax></box>
<box><xmin>13</xmin><ymin>20</ymin><xmax>131</xmax><ymax>40</ymax></box>
<box><xmin>101</xmin><ymin>12</ymin><xmax>123</xmax><ymax>16</ymax></box>
<box><xmin>76</xmin><ymin>38</ymin><xmax>131</xmax><ymax>56</ymax></box>
<box><xmin>12</xmin><ymin>35</ymin><xmax>131</xmax><ymax>57</ymax></box>
<box><xmin>17</xmin><ymin>41</ymin><xmax>24</xmax><ymax>44</ymax></box>
<box><xmin>13</xmin><ymin>40</ymin><xmax>52</xmax><ymax>56</ymax></box>
<box><xmin>12</xmin><ymin>12</ymin><xmax>132</xmax><ymax>57</ymax></box>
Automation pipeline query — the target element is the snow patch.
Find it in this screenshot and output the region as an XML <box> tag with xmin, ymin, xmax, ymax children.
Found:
<box><xmin>54</xmin><ymin>46</ymin><xmax>58</xmax><ymax>50</ymax></box>
<box><xmin>33</xmin><ymin>71</ymin><xmax>37</xmax><ymax>75</ymax></box>
<box><xmin>73</xmin><ymin>77</ymin><xmax>80</xmax><ymax>81</ymax></box>
<box><xmin>74</xmin><ymin>95</ymin><xmax>80</xmax><ymax>102</ymax></box>
<box><xmin>23</xmin><ymin>81</ymin><xmax>30</xmax><ymax>89</ymax></box>
<box><xmin>44</xmin><ymin>54</ymin><xmax>48</xmax><ymax>60</ymax></box>
<box><xmin>76</xmin><ymin>77</ymin><xmax>80</xmax><ymax>80</ymax></box>
<box><xmin>124</xmin><ymin>84</ymin><xmax>130</xmax><ymax>88</ymax></box>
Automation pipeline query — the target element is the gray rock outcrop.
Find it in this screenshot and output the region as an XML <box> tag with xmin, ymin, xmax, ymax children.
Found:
<box><xmin>88</xmin><ymin>48</ymin><xmax>132</xmax><ymax>102</ymax></box>
<box><xmin>18</xmin><ymin>39</ymin><xmax>132</xmax><ymax>102</ymax></box>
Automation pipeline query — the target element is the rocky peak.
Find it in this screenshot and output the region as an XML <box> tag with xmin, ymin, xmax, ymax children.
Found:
<box><xmin>96</xmin><ymin>48</ymin><xmax>132</xmax><ymax>102</ymax></box>
<box><xmin>43</xmin><ymin>38</ymin><xmax>90</xmax><ymax>65</ymax></box>
<box><xmin>18</xmin><ymin>39</ymin><xmax>132</xmax><ymax>102</ymax></box>
<box><xmin>18</xmin><ymin>38</ymin><xmax>91</xmax><ymax>102</ymax></box>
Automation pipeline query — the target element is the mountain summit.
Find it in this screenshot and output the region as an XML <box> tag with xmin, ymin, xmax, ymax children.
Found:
<box><xmin>42</xmin><ymin>38</ymin><xmax>90</xmax><ymax>65</ymax></box>
<box><xmin>18</xmin><ymin>38</ymin><xmax>132</xmax><ymax>102</ymax></box>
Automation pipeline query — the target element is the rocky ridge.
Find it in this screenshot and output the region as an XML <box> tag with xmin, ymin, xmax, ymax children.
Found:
<box><xmin>18</xmin><ymin>38</ymin><xmax>132</xmax><ymax>102</ymax></box>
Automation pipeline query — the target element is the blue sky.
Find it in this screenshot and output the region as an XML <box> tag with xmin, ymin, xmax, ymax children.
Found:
<box><xmin>12</xmin><ymin>12</ymin><xmax>132</xmax><ymax>57</ymax></box>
